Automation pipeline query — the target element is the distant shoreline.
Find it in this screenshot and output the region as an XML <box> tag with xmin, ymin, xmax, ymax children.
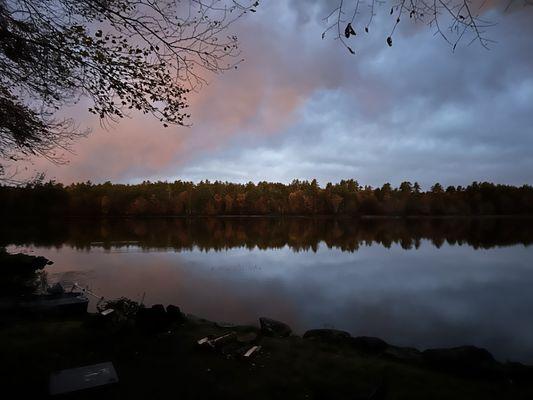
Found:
<box><xmin>2</xmin><ymin>181</ymin><xmax>532</xmax><ymax>217</ymax></box>
<box><xmin>3</xmin><ymin>214</ymin><xmax>533</xmax><ymax>220</ymax></box>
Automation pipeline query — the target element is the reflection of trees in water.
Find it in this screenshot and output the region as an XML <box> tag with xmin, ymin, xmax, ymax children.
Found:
<box><xmin>2</xmin><ymin>217</ymin><xmax>532</xmax><ymax>252</ymax></box>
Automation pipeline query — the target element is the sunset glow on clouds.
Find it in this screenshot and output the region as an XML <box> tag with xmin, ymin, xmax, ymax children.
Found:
<box><xmin>29</xmin><ymin>1</ymin><xmax>533</xmax><ymax>187</ymax></box>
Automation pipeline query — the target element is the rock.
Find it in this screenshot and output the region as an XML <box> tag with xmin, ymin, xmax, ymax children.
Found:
<box><xmin>303</xmin><ymin>329</ymin><xmax>352</xmax><ymax>345</ymax></box>
<box><xmin>259</xmin><ymin>317</ymin><xmax>292</xmax><ymax>337</ymax></box>
<box><xmin>422</xmin><ymin>346</ymin><xmax>498</xmax><ymax>377</ymax></box>
<box><xmin>423</xmin><ymin>345</ymin><xmax>494</xmax><ymax>365</ymax></box>
<box><xmin>136</xmin><ymin>304</ymin><xmax>168</xmax><ymax>332</ymax></box>
<box><xmin>383</xmin><ymin>346</ymin><xmax>422</xmax><ymax>363</ymax></box>
<box><xmin>352</xmin><ymin>336</ymin><xmax>388</xmax><ymax>354</ymax></box>
<box><xmin>166</xmin><ymin>304</ymin><xmax>186</xmax><ymax>324</ymax></box>
<box><xmin>505</xmin><ymin>362</ymin><xmax>533</xmax><ymax>384</ymax></box>
<box><xmin>152</xmin><ymin>304</ymin><xmax>165</xmax><ymax>313</ymax></box>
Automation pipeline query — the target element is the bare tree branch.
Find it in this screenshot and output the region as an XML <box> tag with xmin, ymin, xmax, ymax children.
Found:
<box><xmin>0</xmin><ymin>0</ymin><xmax>259</xmax><ymax>181</ymax></box>
<box><xmin>324</xmin><ymin>0</ymin><xmax>526</xmax><ymax>53</ymax></box>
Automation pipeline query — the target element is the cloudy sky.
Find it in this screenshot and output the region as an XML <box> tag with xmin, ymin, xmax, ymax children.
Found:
<box><xmin>30</xmin><ymin>1</ymin><xmax>533</xmax><ymax>188</ymax></box>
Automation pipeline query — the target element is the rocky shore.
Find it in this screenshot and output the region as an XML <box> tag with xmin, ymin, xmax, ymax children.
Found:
<box><xmin>131</xmin><ymin>303</ymin><xmax>533</xmax><ymax>384</ymax></box>
<box><xmin>1</xmin><ymin>298</ymin><xmax>533</xmax><ymax>399</ymax></box>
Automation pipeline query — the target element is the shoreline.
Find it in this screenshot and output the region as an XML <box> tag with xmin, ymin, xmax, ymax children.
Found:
<box><xmin>3</xmin><ymin>214</ymin><xmax>533</xmax><ymax>221</ymax></box>
<box><xmin>2</xmin><ymin>302</ymin><xmax>533</xmax><ymax>399</ymax></box>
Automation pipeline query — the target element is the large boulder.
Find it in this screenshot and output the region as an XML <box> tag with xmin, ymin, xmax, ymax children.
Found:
<box><xmin>423</xmin><ymin>345</ymin><xmax>494</xmax><ymax>365</ymax></box>
<box><xmin>351</xmin><ymin>336</ymin><xmax>388</xmax><ymax>354</ymax></box>
<box><xmin>166</xmin><ymin>304</ymin><xmax>186</xmax><ymax>324</ymax></box>
<box><xmin>303</xmin><ymin>329</ymin><xmax>352</xmax><ymax>345</ymax></box>
<box><xmin>422</xmin><ymin>346</ymin><xmax>498</xmax><ymax>377</ymax></box>
<box><xmin>505</xmin><ymin>362</ymin><xmax>533</xmax><ymax>385</ymax></box>
<box><xmin>136</xmin><ymin>304</ymin><xmax>168</xmax><ymax>332</ymax></box>
<box><xmin>383</xmin><ymin>346</ymin><xmax>422</xmax><ymax>363</ymax></box>
<box><xmin>259</xmin><ymin>317</ymin><xmax>292</xmax><ymax>337</ymax></box>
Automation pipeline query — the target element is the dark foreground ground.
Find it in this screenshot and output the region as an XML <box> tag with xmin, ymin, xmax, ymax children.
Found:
<box><xmin>1</xmin><ymin>308</ymin><xmax>533</xmax><ymax>400</ymax></box>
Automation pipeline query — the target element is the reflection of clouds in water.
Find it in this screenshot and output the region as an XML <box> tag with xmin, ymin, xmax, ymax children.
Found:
<box><xmin>9</xmin><ymin>240</ymin><xmax>533</xmax><ymax>363</ymax></box>
<box><xmin>47</xmin><ymin>270</ymin><xmax>97</xmax><ymax>292</ymax></box>
<box><xmin>209</xmin><ymin>264</ymin><xmax>262</xmax><ymax>272</ymax></box>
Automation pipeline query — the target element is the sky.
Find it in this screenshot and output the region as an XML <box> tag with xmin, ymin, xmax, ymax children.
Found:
<box><xmin>28</xmin><ymin>1</ymin><xmax>533</xmax><ymax>188</ymax></box>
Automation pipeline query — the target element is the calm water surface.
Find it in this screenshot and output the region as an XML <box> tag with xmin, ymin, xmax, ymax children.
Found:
<box><xmin>4</xmin><ymin>217</ymin><xmax>533</xmax><ymax>362</ymax></box>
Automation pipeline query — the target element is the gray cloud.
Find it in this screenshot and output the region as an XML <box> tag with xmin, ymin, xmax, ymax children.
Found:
<box><xmin>26</xmin><ymin>1</ymin><xmax>533</xmax><ymax>187</ymax></box>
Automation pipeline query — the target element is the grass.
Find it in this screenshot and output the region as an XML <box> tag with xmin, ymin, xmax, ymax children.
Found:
<box><xmin>0</xmin><ymin>314</ymin><xmax>532</xmax><ymax>399</ymax></box>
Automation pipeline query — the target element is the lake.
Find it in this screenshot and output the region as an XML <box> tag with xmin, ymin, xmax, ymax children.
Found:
<box><xmin>4</xmin><ymin>216</ymin><xmax>533</xmax><ymax>363</ymax></box>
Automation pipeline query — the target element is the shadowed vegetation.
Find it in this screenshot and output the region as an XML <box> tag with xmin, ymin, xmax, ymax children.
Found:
<box><xmin>1</xmin><ymin>179</ymin><xmax>532</xmax><ymax>217</ymax></box>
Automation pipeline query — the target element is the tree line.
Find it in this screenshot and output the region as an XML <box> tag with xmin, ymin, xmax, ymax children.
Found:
<box><xmin>1</xmin><ymin>179</ymin><xmax>532</xmax><ymax>217</ymax></box>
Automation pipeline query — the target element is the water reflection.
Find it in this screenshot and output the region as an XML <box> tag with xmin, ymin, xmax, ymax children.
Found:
<box><xmin>2</xmin><ymin>216</ymin><xmax>532</xmax><ymax>250</ymax></box>
<box><xmin>4</xmin><ymin>217</ymin><xmax>533</xmax><ymax>363</ymax></box>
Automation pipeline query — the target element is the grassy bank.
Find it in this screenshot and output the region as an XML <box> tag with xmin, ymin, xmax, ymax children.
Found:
<box><xmin>1</xmin><ymin>311</ymin><xmax>533</xmax><ymax>400</ymax></box>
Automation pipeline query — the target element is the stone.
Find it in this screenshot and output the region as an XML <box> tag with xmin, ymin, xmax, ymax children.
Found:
<box><xmin>136</xmin><ymin>304</ymin><xmax>168</xmax><ymax>332</ymax></box>
<box><xmin>166</xmin><ymin>304</ymin><xmax>186</xmax><ymax>323</ymax></box>
<box><xmin>383</xmin><ymin>346</ymin><xmax>422</xmax><ymax>363</ymax></box>
<box><xmin>422</xmin><ymin>346</ymin><xmax>498</xmax><ymax>377</ymax></box>
<box><xmin>351</xmin><ymin>336</ymin><xmax>388</xmax><ymax>354</ymax></box>
<box><xmin>423</xmin><ymin>345</ymin><xmax>494</xmax><ymax>365</ymax></box>
<box><xmin>303</xmin><ymin>329</ymin><xmax>352</xmax><ymax>344</ymax></box>
<box><xmin>151</xmin><ymin>304</ymin><xmax>166</xmax><ymax>313</ymax></box>
<box><xmin>259</xmin><ymin>317</ymin><xmax>292</xmax><ymax>337</ymax></box>
<box><xmin>505</xmin><ymin>362</ymin><xmax>533</xmax><ymax>384</ymax></box>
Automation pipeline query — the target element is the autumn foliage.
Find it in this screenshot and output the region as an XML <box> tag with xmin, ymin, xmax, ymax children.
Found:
<box><xmin>1</xmin><ymin>179</ymin><xmax>532</xmax><ymax>217</ymax></box>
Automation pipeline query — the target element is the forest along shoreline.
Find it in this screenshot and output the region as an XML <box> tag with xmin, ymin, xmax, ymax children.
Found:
<box><xmin>2</xmin><ymin>251</ymin><xmax>533</xmax><ymax>398</ymax></box>
<box><xmin>1</xmin><ymin>180</ymin><xmax>532</xmax><ymax>217</ymax></box>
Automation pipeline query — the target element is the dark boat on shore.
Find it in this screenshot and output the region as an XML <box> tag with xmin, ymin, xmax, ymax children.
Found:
<box><xmin>17</xmin><ymin>291</ymin><xmax>89</xmax><ymax>315</ymax></box>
